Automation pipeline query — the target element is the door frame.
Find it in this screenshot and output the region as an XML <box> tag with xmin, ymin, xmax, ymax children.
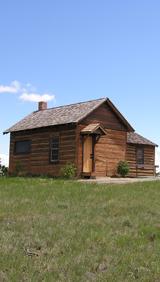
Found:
<box><xmin>82</xmin><ymin>134</ymin><xmax>96</xmax><ymax>175</ymax></box>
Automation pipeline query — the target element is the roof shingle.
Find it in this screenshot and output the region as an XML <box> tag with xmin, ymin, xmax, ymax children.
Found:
<box><xmin>127</xmin><ymin>132</ymin><xmax>158</xmax><ymax>147</ymax></box>
<box><xmin>4</xmin><ymin>98</ymin><xmax>106</xmax><ymax>133</ymax></box>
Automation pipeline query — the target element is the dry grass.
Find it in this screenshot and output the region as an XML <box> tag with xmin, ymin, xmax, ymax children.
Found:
<box><xmin>0</xmin><ymin>177</ymin><xmax>160</xmax><ymax>281</ymax></box>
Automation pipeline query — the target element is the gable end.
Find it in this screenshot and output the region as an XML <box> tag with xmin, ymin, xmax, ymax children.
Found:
<box><xmin>79</xmin><ymin>99</ymin><xmax>134</xmax><ymax>131</ymax></box>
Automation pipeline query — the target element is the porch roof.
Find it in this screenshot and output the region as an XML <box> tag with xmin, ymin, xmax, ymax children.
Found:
<box><xmin>81</xmin><ymin>123</ymin><xmax>107</xmax><ymax>135</ymax></box>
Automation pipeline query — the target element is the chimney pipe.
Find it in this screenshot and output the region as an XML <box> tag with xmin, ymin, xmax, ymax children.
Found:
<box><xmin>38</xmin><ymin>101</ymin><xmax>47</xmax><ymax>111</ymax></box>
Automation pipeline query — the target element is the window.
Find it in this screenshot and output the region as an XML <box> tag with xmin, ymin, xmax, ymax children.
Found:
<box><xmin>15</xmin><ymin>140</ymin><xmax>31</xmax><ymax>154</ymax></box>
<box><xmin>50</xmin><ymin>136</ymin><xmax>59</xmax><ymax>163</ymax></box>
<box><xmin>136</xmin><ymin>147</ymin><xmax>144</xmax><ymax>165</ymax></box>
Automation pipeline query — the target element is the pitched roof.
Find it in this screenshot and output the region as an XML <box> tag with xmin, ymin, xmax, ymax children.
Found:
<box><xmin>4</xmin><ymin>97</ymin><xmax>134</xmax><ymax>134</ymax></box>
<box><xmin>81</xmin><ymin>123</ymin><xmax>107</xmax><ymax>135</ymax></box>
<box><xmin>127</xmin><ymin>132</ymin><xmax>158</xmax><ymax>147</ymax></box>
<box><xmin>4</xmin><ymin>98</ymin><xmax>105</xmax><ymax>133</ymax></box>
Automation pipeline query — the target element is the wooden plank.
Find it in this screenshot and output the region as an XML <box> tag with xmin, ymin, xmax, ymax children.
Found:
<box><xmin>9</xmin><ymin>125</ymin><xmax>77</xmax><ymax>176</ymax></box>
<box><xmin>81</xmin><ymin>103</ymin><xmax>128</xmax><ymax>131</ymax></box>
<box><xmin>126</xmin><ymin>144</ymin><xmax>155</xmax><ymax>177</ymax></box>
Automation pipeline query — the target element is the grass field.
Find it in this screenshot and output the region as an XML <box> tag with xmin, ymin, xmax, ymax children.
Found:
<box><xmin>0</xmin><ymin>177</ymin><xmax>160</xmax><ymax>281</ymax></box>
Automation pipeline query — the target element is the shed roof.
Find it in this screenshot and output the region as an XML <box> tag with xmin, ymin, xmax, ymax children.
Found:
<box><xmin>4</xmin><ymin>98</ymin><xmax>134</xmax><ymax>133</ymax></box>
<box><xmin>127</xmin><ymin>132</ymin><xmax>158</xmax><ymax>147</ymax></box>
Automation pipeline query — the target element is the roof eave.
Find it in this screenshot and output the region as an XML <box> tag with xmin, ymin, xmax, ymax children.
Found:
<box><xmin>3</xmin><ymin>130</ymin><xmax>9</xmax><ymax>135</ymax></box>
<box><xmin>3</xmin><ymin>121</ymin><xmax>77</xmax><ymax>135</ymax></box>
<box><xmin>127</xmin><ymin>141</ymin><xmax>158</xmax><ymax>147</ymax></box>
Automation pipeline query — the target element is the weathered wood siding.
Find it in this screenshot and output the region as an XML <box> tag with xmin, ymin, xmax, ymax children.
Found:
<box><xmin>126</xmin><ymin>144</ymin><xmax>155</xmax><ymax>177</ymax></box>
<box><xmin>9</xmin><ymin>124</ymin><xmax>76</xmax><ymax>176</ymax></box>
<box><xmin>82</xmin><ymin>103</ymin><xmax>128</xmax><ymax>131</ymax></box>
<box><xmin>94</xmin><ymin>129</ymin><xmax>126</xmax><ymax>176</ymax></box>
<box><xmin>9</xmin><ymin>99</ymin><xmax>156</xmax><ymax>178</ymax></box>
<box><xmin>76</xmin><ymin>127</ymin><xmax>127</xmax><ymax>177</ymax></box>
<box><xmin>76</xmin><ymin>102</ymin><xmax>128</xmax><ymax>176</ymax></box>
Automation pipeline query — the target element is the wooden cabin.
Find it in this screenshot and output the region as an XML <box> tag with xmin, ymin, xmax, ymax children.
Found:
<box><xmin>4</xmin><ymin>98</ymin><xmax>158</xmax><ymax>178</ymax></box>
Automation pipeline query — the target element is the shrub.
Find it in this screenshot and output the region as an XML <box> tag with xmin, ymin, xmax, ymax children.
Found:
<box><xmin>117</xmin><ymin>161</ymin><xmax>129</xmax><ymax>177</ymax></box>
<box><xmin>61</xmin><ymin>163</ymin><xmax>77</xmax><ymax>179</ymax></box>
<box><xmin>1</xmin><ymin>166</ymin><xmax>8</xmax><ymax>176</ymax></box>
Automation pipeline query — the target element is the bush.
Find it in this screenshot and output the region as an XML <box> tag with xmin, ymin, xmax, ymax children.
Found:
<box><xmin>61</xmin><ymin>163</ymin><xmax>77</xmax><ymax>179</ymax></box>
<box><xmin>1</xmin><ymin>166</ymin><xmax>8</xmax><ymax>176</ymax></box>
<box><xmin>0</xmin><ymin>165</ymin><xmax>8</xmax><ymax>176</ymax></box>
<box><xmin>117</xmin><ymin>161</ymin><xmax>129</xmax><ymax>177</ymax></box>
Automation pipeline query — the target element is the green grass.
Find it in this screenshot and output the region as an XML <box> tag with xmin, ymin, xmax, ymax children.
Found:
<box><xmin>0</xmin><ymin>178</ymin><xmax>160</xmax><ymax>281</ymax></box>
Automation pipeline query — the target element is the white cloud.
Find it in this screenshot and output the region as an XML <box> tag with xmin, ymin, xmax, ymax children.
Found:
<box><xmin>20</xmin><ymin>93</ymin><xmax>55</xmax><ymax>102</ymax></box>
<box><xmin>0</xmin><ymin>80</ymin><xmax>21</xmax><ymax>93</ymax></box>
<box><xmin>0</xmin><ymin>154</ymin><xmax>9</xmax><ymax>167</ymax></box>
<box><xmin>0</xmin><ymin>80</ymin><xmax>55</xmax><ymax>103</ymax></box>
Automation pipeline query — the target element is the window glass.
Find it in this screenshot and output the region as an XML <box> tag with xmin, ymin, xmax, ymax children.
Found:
<box><xmin>15</xmin><ymin>140</ymin><xmax>31</xmax><ymax>154</ymax></box>
<box><xmin>50</xmin><ymin>137</ymin><xmax>59</xmax><ymax>162</ymax></box>
<box><xmin>136</xmin><ymin>147</ymin><xmax>144</xmax><ymax>165</ymax></box>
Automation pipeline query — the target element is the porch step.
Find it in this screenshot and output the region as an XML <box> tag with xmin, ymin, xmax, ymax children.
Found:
<box><xmin>81</xmin><ymin>172</ymin><xmax>96</xmax><ymax>179</ymax></box>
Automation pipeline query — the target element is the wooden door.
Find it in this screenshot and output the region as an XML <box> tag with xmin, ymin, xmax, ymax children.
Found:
<box><xmin>83</xmin><ymin>136</ymin><xmax>93</xmax><ymax>173</ymax></box>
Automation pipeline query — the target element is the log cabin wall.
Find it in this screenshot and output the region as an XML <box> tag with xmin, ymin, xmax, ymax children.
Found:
<box><xmin>126</xmin><ymin>144</ymin><xmax>155</xmax><ymax>177</ymax></box>
<box><xmin>76</xmin><ymin>102</ymin><xmax>128</xmax><ymax>177</ymax></box>
<box><xmin>94</xmin><ymin>129</ymin><xmax>126</xmax><ymax>176</ymax></box>
<box><xmin>76</xmin><ymin>126</ymin><xmax>126</xmax><ymax>177</ymax></box>
<box><xmin>8</xmin><ymin>99</ymin><xmax>156</xmax><ymax>178</ymax></box>
<box><xmin>9</xmin><ymin>124</ymin><xmax>76</xmax><ymax>176</ymax></box>
<box><xmin>81</xmin><ymin>103</ymin><xmax>127</xmax><ymax>131</ymax></box>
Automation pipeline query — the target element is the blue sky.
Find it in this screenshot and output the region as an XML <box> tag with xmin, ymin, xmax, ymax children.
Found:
<box><xmin>0</xmin><ymin>0</ymin><xmax>159</xmax><ymax>165</ymax></box>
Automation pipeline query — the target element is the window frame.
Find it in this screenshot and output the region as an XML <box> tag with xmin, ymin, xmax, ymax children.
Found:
<box><xmin>136</xmin><ymin>146</ymin><xmax>144</xmax><ymax>166</ymax></box>
<box><xmin>14</xmin><ymin>140</ymin><xmax>31</xmax><ymax>155</ymax></box>
<box><xmin>50</xmin><ymin>135</ymin><xmax>60</xmax><ymax>164</ymax></box>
